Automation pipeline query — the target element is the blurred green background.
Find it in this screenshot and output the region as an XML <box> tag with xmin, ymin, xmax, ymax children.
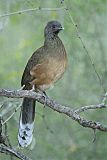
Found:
<box><xmin>0</xmin><ymin>0</ymin><xmax>107</xmax><ymax>159</ymax></box>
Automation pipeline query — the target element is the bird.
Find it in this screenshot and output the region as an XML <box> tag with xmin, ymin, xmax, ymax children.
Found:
<box><xmin>18</xmin><ymin>20</ymin><xmax>67</xmax><ymax>147</ymax></box>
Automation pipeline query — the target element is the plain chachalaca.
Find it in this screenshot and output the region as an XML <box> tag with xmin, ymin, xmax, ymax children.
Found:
<box><xmin>18</xmin><ymin>21</ymin><xmax>67</xmax><ymax>147</ymax></box>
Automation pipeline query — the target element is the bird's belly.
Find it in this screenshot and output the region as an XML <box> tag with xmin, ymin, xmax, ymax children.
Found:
<box><xmin>30</xmin><ymin>57</ymin><xmax>67</xmax><ymax>91</ymax></box>
<box><xmin>52</xmin><ymin>61</ymin><xmax>66</xmax><ymax>82</ymax></box>
<box><xmin>37</xmin><ymin>68</ymin><xmax>64</xmax><ymax>91</ymax></box>
<box><xmin>38</xmin><ymin>83</ymin><xmax>54</xmax><ymax>91</ymax></box>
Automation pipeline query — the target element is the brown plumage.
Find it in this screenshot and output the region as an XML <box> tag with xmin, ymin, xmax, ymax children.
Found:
<box><xmin>18</xmin><ymin>21</ymin><xmax>67</xmax><ymax>147</ymax></box>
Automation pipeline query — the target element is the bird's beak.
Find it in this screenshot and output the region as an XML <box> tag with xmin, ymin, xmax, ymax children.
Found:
<box><xmin>59</xmin><ymin>27</ymin><xmax>64</xmax><ymax>30</ymax></box>
<box><xmin>55</xmin><ymin>27</ymin><xmax>64</xmax><ymax>31</ymax></box>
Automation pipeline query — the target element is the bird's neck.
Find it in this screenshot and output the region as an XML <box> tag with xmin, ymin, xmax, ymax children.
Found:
<box><xmin>44</xmin><ymin>34</ymin><xmax>61</xmax><ymax>48</ymax></box>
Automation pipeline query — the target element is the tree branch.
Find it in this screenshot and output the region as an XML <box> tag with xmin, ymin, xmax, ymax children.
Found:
<box><xmin>0</xmin><ymin>88</ymin><xmax>107</xmax><ymax>132</ymax></box>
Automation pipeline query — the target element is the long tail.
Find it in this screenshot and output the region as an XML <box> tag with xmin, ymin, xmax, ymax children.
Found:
<box><xmin>18</xmin><ymin>97</ymin><xmax>35</xmax><ymax>147</ymax></box>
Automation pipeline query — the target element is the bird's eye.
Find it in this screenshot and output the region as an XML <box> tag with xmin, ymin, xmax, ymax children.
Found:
<box><xmin>52</xmin><ymin>24</ymin><xmax>56</xmax><ymax>29</ymax></box>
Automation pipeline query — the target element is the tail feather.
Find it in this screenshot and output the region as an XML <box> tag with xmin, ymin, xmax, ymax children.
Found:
<box><xmin>18</xmin><ymin>98</ymin><xmax>35</xmax><ymax>147</ymax></box>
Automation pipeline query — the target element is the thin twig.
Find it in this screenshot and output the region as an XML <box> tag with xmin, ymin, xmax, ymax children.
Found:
<box><xmin>1</xmin><ymin>118</ymin><xmax>14</xmax><ymax>160</ymax></box>
<box><xmin>61</xmin><ymin>1</ymin><xmax>105</xmax><ymax>93</ymax></box>
<box><xmin>0</xmin><ymin>117</ymin><xmax>6</xmax><ymax>145</ymax></box>
<box><xmin>36</xmin><ymin>112</ymin><xmax>54</xmax><ymax>134</ymax></box>
<box><xmin>0</xmin><ymin>7</ymin><xmax>67</xmax><ymax>18</ymax></box>
<box><xmin>92</xmin><ymin>129</ymin><xmax>97</xmax><ymax>143</ymax></box>
<box><xmin>2</xmin><ymin>105</ymin><xmax>20</xmax><ymax>125</ymax></box>
<box><xmin>75</xmin><ymin>103</ymin><xmax>107</xmax><ymax>114</ymax></box>
<box><xmin>102</xmin><ymin>92</ymin><xmax>107</xmax><ymax>104</ymax></box>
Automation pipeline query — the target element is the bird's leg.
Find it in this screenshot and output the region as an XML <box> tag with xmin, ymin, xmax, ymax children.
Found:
<box><xmin>30</xmin><ymin>85</ymin><xmax>35</xmax><ymax>91</ymax></box>
<box><xmin>37</xmin><ymin>89</ymin><xmax>47</xmax><ymax>108</ymax></box>
<box><xmin>42</xmin><ymin>91</ymin><xmax>47</xmax><ymax>108</ymax></box>
<box><xmin>17</xmin><ymin>85</ymin><xmax>25</xmax><ymax>91</ymax></box>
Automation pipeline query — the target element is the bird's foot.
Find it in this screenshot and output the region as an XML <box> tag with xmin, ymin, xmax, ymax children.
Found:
<box><xmin>37</xmin><ymin>90</ymin><xmax>47</xmax><ymax>108</ymax></box>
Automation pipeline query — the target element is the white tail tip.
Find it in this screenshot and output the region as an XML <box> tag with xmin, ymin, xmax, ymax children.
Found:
<box><xmin>18</xmin><ymin>122</ymin><xmax>34</xmax><ymax>147</ymax></box>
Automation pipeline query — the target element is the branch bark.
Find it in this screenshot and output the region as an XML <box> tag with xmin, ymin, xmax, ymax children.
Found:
<box><xmin>0</xmin><ymin>145</ymin><xmax>31</xmax><ymax>160</ymax></box>
<box><xmin>0</xmin><ymin>88</ymin><xmax>107</xmax><ymax>132</ymax></box>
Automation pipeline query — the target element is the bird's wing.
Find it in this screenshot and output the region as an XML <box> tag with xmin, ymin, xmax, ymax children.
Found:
<box><xmin>21</xmin><ymin>46</ymin><xmax>45</xmax><ymax>86</ymax></box>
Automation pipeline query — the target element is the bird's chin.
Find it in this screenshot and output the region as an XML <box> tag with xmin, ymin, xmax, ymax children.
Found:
<box><xmin>54</xmin><ymin>30</ymin><xmax>60</xmax><ymax>35</ymax></box>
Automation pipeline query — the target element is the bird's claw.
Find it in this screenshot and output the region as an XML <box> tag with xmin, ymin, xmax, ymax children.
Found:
<box><xmin>42</xmin><ymin>92</ymin><xmax>47</xmax><ymax>108</ymax></box>
<box><xmin>37</xmin><ymin>90</ymin><xmax>47</xmax><ymax>108</ymax></box>
<box><xmin>30</xmin><ymin>85</ymin><xmax>35</xmax><ymax>92</ymax></box>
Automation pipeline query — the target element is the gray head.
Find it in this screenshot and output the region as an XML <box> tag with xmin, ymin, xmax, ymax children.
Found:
<box><xmin>44</xmin><ymin>21</ymin><xmax>64</xmax><ymax>37</ymax></box>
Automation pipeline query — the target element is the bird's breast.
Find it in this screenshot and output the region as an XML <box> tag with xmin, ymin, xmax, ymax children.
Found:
<box><xmin>30</xmin><ymin>43</ymin><xmax>67</xmax><ymax>91</ymax></box>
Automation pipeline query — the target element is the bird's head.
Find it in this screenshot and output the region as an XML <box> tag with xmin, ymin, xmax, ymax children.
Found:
<box><xmin>44</xmin><ymin>21</ymin><xmax>64</xmax><ymax>37</ymax></box>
